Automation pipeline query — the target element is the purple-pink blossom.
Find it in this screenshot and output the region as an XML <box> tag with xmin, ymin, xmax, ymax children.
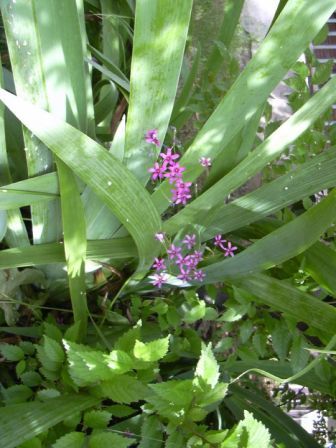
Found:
<box><xmin>145</xmin><ymin>129</ymin><xmax>160</xmax><ymax>147</ymax></box>
<box><xmin>183</xmin><ymin>234</ymin><xmax>196</xmax><ymax>250</ymax></box>
<box><xmin>194</xmin><ymin>270</ymin><xmax>206</xmax><ymax>281</ymax></box>
<box><xmin>167</xmin><ymin>244</ymin><xmax>182</xmax><ymax>260</ymax></box>
<box><xmin>155</xmin><ymin>232</ymin><xmax>166</xmax><ymax>243</ymax></box>
<box><xmin>214</xmin><ymin>234</ymin><xmax>226</xmax><ymax>249</ymax></box>
<box><xmin>164</xmin><ymin>162</ymin><xmax>185</xmax><ymax>184</ymax></box>
<box><xmin>177</xmin><ymin>267</ymin><xmax>191</xmax><ymax>282</ymax></box>
<box><xmin>152</xmin><ymin>258</ymin><xmax>166</xmax><ymax>271</ymax></box>
<box><xmin>223</xmin><ymin>241</ymin><xmax>238</xmax><ymax>257</ymax></box>
<box><xmin>151</xmin><ymin>273</ymin><xmax>167</xmax><ymax>288</ymax></box>
<box><xmin>160</xmin><ymin>147</ymin><xmax>179</xmax><ymax>165</ymax></box>
<box><xmin>148</xmin><ymin>162</ymin><xmax>167</xmax><ymax>181</ymax></box>
<box><xmin>199</xmin><ymin>157</ymin><xmax>212</xmax><ymax>167</ymax></box>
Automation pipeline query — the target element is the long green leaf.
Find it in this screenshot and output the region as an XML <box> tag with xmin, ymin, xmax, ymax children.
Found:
<box><xmin>234</xmin><ymin>273</ymin><xmax>336</xmax><ymax>336</ymax></box>
<box><xmin>203</xmin><ymin>148</ymin><xmax>336</xmax><ymax>239</ymax></box>
<box><xmin>164</xmin><ymin>76</ymin><xmax>336</xmax><ymax>233</ymax></box>
<box><xmin>0</xmin><ymin>238</ymin><xmax>136</xmax><ymax>270</ymax></box>
<box><xmin>0</xmin><ymin>394</ymin><xmax>99</xmax><ymax>448</ymax></box>
<box><xmin>0</xmin><ymin>173</ymin><xmax>59</xmax><ymax>210</ymax></box>
<box><xmin>0</xmin><ymin>58</ymin><xmax>29</xmax><ymax>248</ymax></box>
<box><xmin>304</xmin><ymin>242</ymin><xmax>336</xmax><ymax>296</ymax></box>
<box><xmin>202</xmin><ymin>191</ymin><xmax>336</xmax><ymax>282</ymax></box>
<box><xmin>152</xmin><ymin>0</ymin><xmax>336</xmax><ymax>214</ymax></box>
<box><xmin>0</xmin><ymin>89</ymin><xmax>161</xmax><ymax>273</ymax></box>
<box><xmin>204</xmin><ymin>0</ymin><xmax>245</xmax><ymax>76</ymax></box>
<box><xmin>124</xmin><ymin>0</ymin><xmax>193</xmax><ymax>184</ymax></box>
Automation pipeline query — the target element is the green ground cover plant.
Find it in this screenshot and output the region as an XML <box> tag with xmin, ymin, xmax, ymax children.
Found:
<box><xmin>0</xmin><ymin>0</ymin><xmax>336</xmax><ymax>446</ymax></box>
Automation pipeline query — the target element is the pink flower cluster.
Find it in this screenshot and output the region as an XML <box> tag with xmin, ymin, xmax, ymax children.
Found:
<box><xmin>146</xmin><ymin>129</ymin><xmax>192</xmax><ymax>206</ymax></box>
<box><xmin>151</xmin><ymin>232</ymin><xmax>205</xmax><ymax>288</ymax></box>
<box><xmin>214</xmin><ymin>234</ymin><xmax>238</xmax><ymax>257</ymax></box>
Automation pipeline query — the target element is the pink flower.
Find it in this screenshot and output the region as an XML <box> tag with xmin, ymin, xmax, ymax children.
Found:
<box><xmin>155</xmin><ymin>232</ymin><xmax>166</xmax><ymax>243</ymax></box>
<box><xmin>194</xmin><ymin>270</ymin><xmax>205</xmax><ymax>281</ymax></box>
<box><xmin>199</xmin><ymin>157</ymin><xmax>212</xmax><ymax>167</ymax></box>
<box><xmin>191</xmin><ymin>251</ymin><xmax>203</xmax><ymax>263</ymax></box>
<box><xmin>183</xmin><ymin>234</ymin><xmax>196</xmax><ymax>250</ymax></box>
<box><xmin>164</xmin><ymin>162</ymin><xmax>185</xmax><ymax>183</ymax></box>
<box><xmin>171</xmin><ymin>187</ymin><xmax>192</xmax><ymax>205</ymax></box>
<box><xmin>177</xmin><ymin>267</ymin><xmax>191</xmax><ymax>282</ymax></box>
<box><xmin>152</xmin><ymin>258</ymin><xmax>166</xmax><ymax>271</ymax></box>
<box><xmin>160</xmin><ymin>147</ymin><xmax>179</xmax><ymax>165</ymax></box>
<box><xmin>167</xmin><ymin>244</ymin><xmax>181</xmax><ymax>260</ymax></box>
<box><xmin>148</xmin><ymin>162</ymin><xmax>167</xmax><ymax>181</ymax></box>
<box><xmin>151</xmin><ymin>273</ymin><xmax>167</xmax><ymax>288</ymax></box>
<box><xmin>183</xmin><ymin>255</ymin><xmax>198</xmax><ymax>269</ymax></box>
<box><xmin>145</xmin><ymin>129</ymin><xmax>160</xmax><ymax>147</ymax></box>
<box><xmin>214</xmin><ymin>234</ymin><xmax>226</xmax><ymax>249</ymax></box>
<box><xmin>223</xmin><ymin>241</ymin><xmax>238</xmax><ymax>257</ymax></box>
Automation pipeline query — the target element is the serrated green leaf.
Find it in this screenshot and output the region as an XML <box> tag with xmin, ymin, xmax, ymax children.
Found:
<box><xmin>63</xmin><ymin>340</ymin><xmax>111</xmax><ymax>386</ymax></box>
<box><xmin>83</xmin><ymin>410</ymin><xmax>111</xmax><ymax>429</ymax></box>
<box><xmin>36</xmin><ymin>345</ymin><xmax>62</xmax><ymax>373</ymax></box>
<box><xmin>290</xmin><ymin>333</ymin><xmax>310</xmax><ymax>373</ymax></box>
<box><xmin>165</xmin><ymin>432</ymin><xmax>184</xmax><ymax>447</ymax></box>
<box><xmin>94</xmin><ymin>375</ymin><xmax>148</xmax><ymax>404</ymax></box>
<box><xmin>139</xmin><ymin>415</ymin><xmax>162</xmax><ymax>448</ymax></box>
<box><xmin>134</xmin><ymin>337</ymin><xmax>169</xmax><ymax>362</ymax></box>
<box><xmin>2</xmin><ymin>385</ymin><xmax>33</xmax><ymax>405</ymax></box>
<box><xmin>271</xmin><ymin>321</ymin><xmax>291</xmax><ymax>361</ymax></box>
<box><xmin>104</xmin><ymin>350</ymin><xmax>134</xmax><ymax>374</ymax></box>
<box><xmin>52</xmin><ymin>432</ymin><xmax>85</xmax><ymax>448</ymax></box>
<box><xmin>224</xmin><ymin>411</ymin><xmax>271</xmax><ymax>448</ymax></box>
<box><xmin>181</xmin><ymin>301</ymin><xmax>206</xmax><ymax>324</ymax></box>
<box><xmin>20</xmin><ymin>372</ymin><xmax>42</xmax><ymax>388</ymax></box>
<box><xmin>0</xmin><ymin>343</ymin><xmax>25</xmax><ymax>361</ymax></box>
<box><xmin>195</xmin><ymin>343</ymin><xmax>219</xmax><ymax>389</ymax></box>
<box><xmin>89</xmin><ymin>432</ymin><xmax>134</xmax><ymax>448</ymax></box>
<box><xmin>107</xmin><ymin>405</ymin><xmax>136</xmax><ymax>418</ymax></box>
<box><xmin>36</xmin><ymin>389</ymin><xmax>61</xmax><ymax>401</ymax></box>
<box><xmin>43</xmin><ymin>336</ymin><xmax>65</xmax><ymax>364</ymax></box>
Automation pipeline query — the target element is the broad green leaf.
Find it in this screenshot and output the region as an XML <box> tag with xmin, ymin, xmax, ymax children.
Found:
<box><xmin>52</xmin><ymin>432</ymin><xmax>85</xmax><ymax>448</ymax></box>
<box><xmin>139</xmin><ymin>415</ymin><xmax>162</xmax><ymax>448</ymax></box>
<box><xmin>164</xmin><ymin>77</ymin><xmax>336</xmax><ymax>233</ymax></box>
<box><xmin>203</xmin><ymin>147</ymin><xmax>336</xmax><ymax>238</ymax></box>
<box><xmin>0</xmin><ymin>395</ymin><xmax>99</xmax><ymax>448</ymax></box>
<box><xmin>83</xmin><ymin>410</ymin><xmax>112</xmax><ymax>429</ymax></box>
<box><xmin>0</xmin><ymin>89</ymin><xmax>161</xmax><ymax>272</ymax></box>
<box><xmin>89</xmin><ymin>432</ymin><xmax>134</xmax><ymax>448</ymax></box>
<box><xmin>124</xmin><ymin>0</ymin><xmax>193</xmax><ymax>183</ymax></box>
<box><xmin>0</xmin><ymin>343</ymin><xmax>25</xmax><ymax>361</ymax></box>
<box><xmin>95</xmin><ymin>375</ymin><xmax>148</xmax><ymax>404</ymax></box>
<box><xmin>133</xmin><ymin>336</ymin><xmax>169</xmax><ymax>362</ymax></box>
<box><xmin>0</xmin><ymin>238</ymin><xmax>136</xmax><ymax>270</ymax></box>
<box><xmin>195</xmin><ymin>343</ymin><xmax>219</xmax><ymax>389</ymax></box>
<box><xmin>153</xmin><ymin>0</ymin><xmax>336</xmax><ymax>215</ymax></box>
<box><xmin>202</xmin><ymin>191</ymin><xmax>336</xmax><ymax>282</ymax></box>
<box><xmin>235</xmin><ymin>274</ymin><xmax>336</xmax><ymax>336</ymax></box>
